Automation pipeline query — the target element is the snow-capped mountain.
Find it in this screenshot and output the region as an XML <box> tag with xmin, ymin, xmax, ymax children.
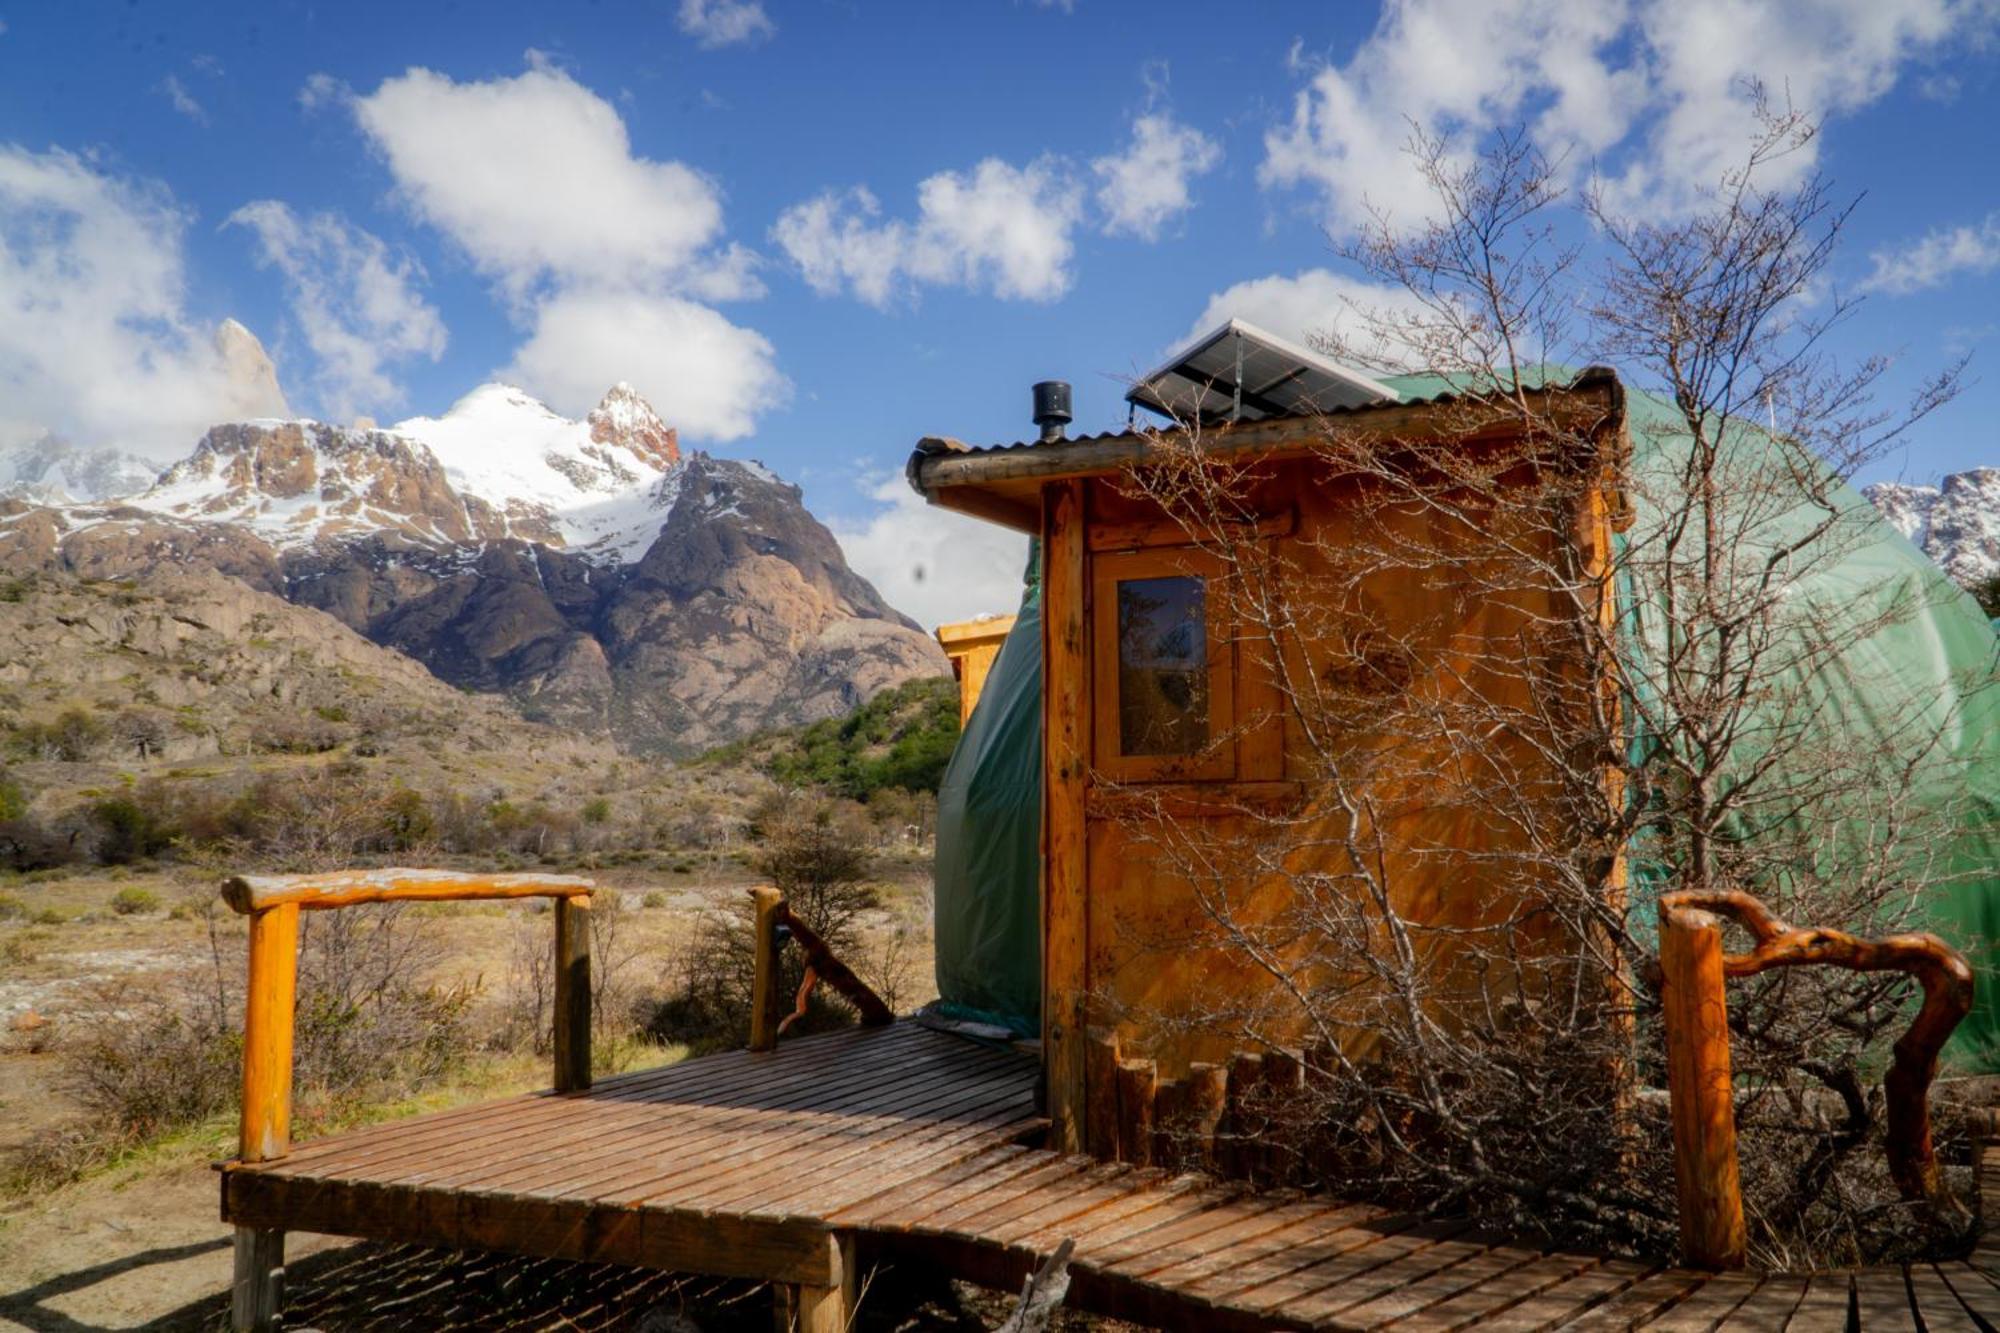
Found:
<box><xmin>94</xmin><ymin>383</ymin><xmax>689</xmax><ymax>562</ymax></box>
<box><xmin>0</xmin><ymin>435</ymin><xmax>161</xmax><ymax>503</ymax></box>
<box><xmin>1865</xmin><ymin>469</ymin><xmax>2000</xmax><ymax>586</ymax></box>
<box><xmin>0</xmin><ymin>380</ymin><xmax>945</xmax><ymax>752</ymax></box>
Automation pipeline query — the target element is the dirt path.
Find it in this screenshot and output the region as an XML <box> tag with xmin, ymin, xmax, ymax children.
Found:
<box><xmin>0</xmin><ymin>1161</ymin><xmax>353</xmax><ymax>1332</ymax></box>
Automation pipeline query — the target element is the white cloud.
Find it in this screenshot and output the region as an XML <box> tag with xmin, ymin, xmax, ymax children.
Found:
<box><xmin>1093</xmin><ymin>112</ymin><xmax>1221</xmax><ymax>240</ymax></box>
<box><xmin>346</xmin><ymin>62</ymin><xmax>783</xmax><ymax>441</ymax></box>
<box><xmin>0</xmin><ymin>147</ymin><xmax>285</xmax><ymax>460</ymax></box>
<box><xmin>504</xmin><ymin>288</ymin><xmax>783</xmax><ymax>440</ymax></box>
<box><xmin>228</xmin><ymin>201</ymin><xmax>447</xmax><ymax>421</ymax></box>
<box><xmin>1185</xmin><ymin>268</ymin><xmax>1434</xmax><ymax>369</ymax></box>
<box><xmin>159</xmin><ymin>74</ymin><xmax>208</xmax><ymax>126</ymax></box>
<box><xmin>352</xmin><ymin>64</ymin><xmax>741</xmax><ymax>302</ymax></box>
<box><xmin>832</xmin><ymin>472</ymin><xmax>1033</xmax><ymax>630</ymax></box>
<box><xmin>298</xmin><ymin>72</ymin><xmax>346</xmax><ymax>111</ymax></box>
<box><xmin>677</xmin><ymin>0</ymin><xmax>775</xmax><ymax>49</ymax></box>
<box><xmin>1262</xmin><ymin>0</ymin><xmax>1981</xmax><ymax>231</ymax></box>
<box><xmin>773</xmin><ymin>157</ymin><xmax>1085</xmax><ymax>307</ymax></box>
<box><xmin>1861</xmin><ymin>213</ymin><xmax>2000</xmax><ymax>294</ymax></box>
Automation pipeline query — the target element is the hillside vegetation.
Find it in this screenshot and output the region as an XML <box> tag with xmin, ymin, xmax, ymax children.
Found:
<box><xmin>699</xmin><ymin>676</ymin><xmax>960</xmax><ymax>799</ymax></box>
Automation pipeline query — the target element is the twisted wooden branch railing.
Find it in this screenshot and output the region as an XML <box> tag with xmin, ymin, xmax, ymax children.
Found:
<box><xmin>1658</xmin><ymin>888</ymin><xmax>1975</xmax><ymax>1267</ymax></box>
<box><xmin>748</xmin><ymin>886</ymin><xmax>893</xmax><ymax>1050</ymax></box>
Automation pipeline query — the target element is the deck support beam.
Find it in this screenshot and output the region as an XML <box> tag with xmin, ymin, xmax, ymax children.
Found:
<box><xmin>231</xmin><ymin>1225</ymin><xmax>284</xmax><ymax>1332</ymax></box>
<box><xmin>775</xmin><ymin>1233</ymin><xmax>854</xmax><ymax>1332</ymax></box>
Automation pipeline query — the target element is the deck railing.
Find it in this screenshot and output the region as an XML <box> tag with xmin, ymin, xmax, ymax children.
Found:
<box><xmin>1658</xmin><ymin>888</ymin><xmax>1975</xmax><ymax>1270</ymax></box>
<box><xmin>221</xmin><ymin>869</ymin><xmax>599</xmax><ymax>1165</ymax></box>
<box><xmin>747</xmin><ymin>885</ymin><xmax>893</xmax><ymax>1051</ymax></box>
<box><xmin>221</xmin><ymin>869</ymin><xmax>598</xmax><ymax>1329</ymax></box>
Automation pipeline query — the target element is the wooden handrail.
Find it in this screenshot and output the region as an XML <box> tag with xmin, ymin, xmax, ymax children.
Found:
<box><xmin>1658</xmin><ymin>888</ymin><xmax>1975</xmax><ymax>1267</ymax></box>
<box><xmin>222</xmin><ymin>869</ymin><xmax>594</xmax><ymax>914</ymax></box>
<box><xmin>224</xmin><ymin>868</ymin><xmax>597</xmax><ymax>1166</ymax></box>
<box><xmin>746</xmin><ymin>886</ymin><xmax>893</xmax><ymax>1051</ymax></box>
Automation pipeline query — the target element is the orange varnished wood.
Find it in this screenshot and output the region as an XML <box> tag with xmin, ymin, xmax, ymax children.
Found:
<box><xmin>1659</xmin><ymin>903</ymin><xmax>1747</xmax><ymax>1270</ymax></box>
<box><xmin>1042</xmin><ymin>477</ymin><xmax>1090</xmax><ymax>1152</ymax></box>
<box><xmin>222</xmin><ymin>868</ymin><xmax>593</xmax><ymax>913</ymax></box>
<box><xmin>239</xmin><ymin>903</ymin><xmax>298</xmax><ymax>1163</ymax></box>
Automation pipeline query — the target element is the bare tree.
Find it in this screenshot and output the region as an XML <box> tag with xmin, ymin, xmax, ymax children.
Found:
<box><xmin>1101</xmin><ymin>102</ymin><xmax>1977</xmax><ymax>1265</ymax></box>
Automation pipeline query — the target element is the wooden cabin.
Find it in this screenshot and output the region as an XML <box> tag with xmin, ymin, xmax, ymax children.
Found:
<box><xmin>907</xmin><ymin>334</ymin><xmax>1629</xmax><ymax>1155</ymax></box>
<box><xmin>936</xmin><ymin>613</ymin><xmax>1018</xmax><ymax>723</ymax></box>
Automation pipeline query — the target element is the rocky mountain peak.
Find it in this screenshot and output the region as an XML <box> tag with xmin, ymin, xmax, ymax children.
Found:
<box><xmin>1865</xmin><ymin>468</ymin><xmax>2000</xmax><ymax>587</ymax></box>
<box><xmin>213</xmin><ymin>318</ymin><xmax>292</xmax><ymax>421</ymax></box>
<box><xmin>588</xmin><ymin>382</ymin><xmax>679</xmax><ymax>470</ymax></box>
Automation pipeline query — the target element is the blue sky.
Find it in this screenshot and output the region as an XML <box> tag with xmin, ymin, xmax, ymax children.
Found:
<box><xmin>3</xmin><ymin>0</ymin><xmax>1998</xmax><ymax>622</ymax></box>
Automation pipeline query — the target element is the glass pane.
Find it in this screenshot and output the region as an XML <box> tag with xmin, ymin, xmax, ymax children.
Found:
<box><xmin>1116</xmin><ymin>575</ymin><xmax>1209</xmax><ymax>756</ymax></box>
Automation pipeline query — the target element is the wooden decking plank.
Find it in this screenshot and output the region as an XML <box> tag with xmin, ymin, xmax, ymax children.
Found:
<box><xmin>1552</xmin><ymin>1268</ymin><xmax>1713</xmax><ymax>1330</ymax></box>
<box><xmin>266</xmin><ymin>1022</ymin><xmax>895</xmax><ymax>1171</ymax></box>
<box><xmin>916</xmin><ymin>1155</ymin><xmax>1111</xmax><ymax>1236</ymax></box>
<box><xmin>1053</xmin><ymin>1180</ymin><xmax>1247</xmax><ymax>1259</ymax></box>
<box><xmin>456</xmin><ymin>1033</ymin><xmax>1024</xmax><ymax>1191</ymax></box>
<box><xmin>528</xmin><ymin>1060</ymin><xmax>1031</xmax><ymax>1208</ymax></box>
<box><xmin>1004</xmin><ymin>1173</ymin><xmax>1212</xmax><ymax>1254</ymax></box>
<box><xmin>1314</xmin><ymin>1239</ymin><xmax>1552</xmax><ymax>1330</ymax></box>
<box><xmin>850</xmin><ymin>1148</ymin><xmax>1076</xmax><ymax>1233</ymax></box>
<box><xmin>1781</xmin><ymin>1273</ymin><xmax>1854</xmax><ymax>1330</ymax></box>
<box><xmin>1180</xmin><ymin>1211</ymin><xmax>1424</xmax><ymax>1306</ymax></box>
<box><xmin>827</xmin><ymin>1143</ymin><xmax>1039</xmax><ymax>1227</ymax></box>
<box><xmin>1381</xmin><ymin>1251</ymin><xmax>1604</xmax><ymax>1332</ymax></box>
<box><xmin>1259</xmin><ymin>1225</ymin><xmax>1516</xmax><ymax>1322</ymax></box>
<box><xmin>583</xmin><ymin>1058</ymin><xmax>1036</xmax><ymax>1206</ymax></box>
<box><xmin>275</xmin><ymin>1024</ymin><xmax>991</xmax><ymax>1183</ymax></box>
<box><xmin>427</xmin><ymin>1044</ymin><xmax>1027</xmax><ymax>1199</ymax></box>
<box><xmin>1934</xmin><ymin>1263</ymin><xmax>2000</xmax><ymax>1331</ymax></box>
<box><xmin>1623</xmin><ymin>1273</ymin><xmax>1761</xmax><ymax>1330</ymax></box>
<box><xmin>1140</xmin><ymin>1201</ymin><xmax>1389</xmax><ymax>1293</ymax></box>
<box><xmin>925</xmin><ymin>1159</ymin><xmax>1142</xmax><ymax>1239</ymax></box>
<box><xmin>1458</xmin><ymin>1257</ymin><xmax>1662</xmax><ymax>1333</ymax></box>
<box><xmin>1104</xmin><ymin>1194</ymin><xmax>1336</xmax><ymax>1283</ymax></box>
<box><xmin>1075</xmin><ymin>1186</ymin><xmax>1266</xmax><ymax>1269</ymax></box>
<box><xmin>269</xmin><ymin>1033</ymin><xmax>925</xmax><ymax>1187</ymax></box>
<box><xmin>969</xmin><ymin>1161</ymin><xmax>1151</xmax><ymax>1243</ymax></box>
<box><xmin>1851</xmin><ymin>1267</ymin><xmax>1917</xmax><ymax>1331</ymax></box>
<box><xmin>1691</xmin><ymin>1274</ymin><xmax>1804</xmax><ymax>1330</ymax></box>
<box><xmin>1908</xmin><ymin>1264</ymin><xmax>1979</xmax><ymax>1333</ymax></box>
<box><xmin>759</xmin><ymin>1107</ymin><xmax>1050</xmax><ymax>1221</ymax></box>
<box><xmin>1221</xmin><ymin>1217</ymin><xmax>1478</xmax><ymax>1315</ymax></box>
<box><xmin>688</xmin><ymin>1070</ymin><xmax>1042</xmax><ymax>1214</ymax></box>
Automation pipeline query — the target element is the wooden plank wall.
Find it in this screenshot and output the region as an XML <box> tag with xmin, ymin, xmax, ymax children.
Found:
<box><xmin>1042</xmin><ymin>478</ymin><xmax>1090</xmax><ymax>1153</ymax></box>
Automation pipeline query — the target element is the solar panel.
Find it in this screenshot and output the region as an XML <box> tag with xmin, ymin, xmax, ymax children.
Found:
<box><xmin>1125</xmin><ymin>318</ymin><xmax>1398</xmax><ymax>425</ymax></box>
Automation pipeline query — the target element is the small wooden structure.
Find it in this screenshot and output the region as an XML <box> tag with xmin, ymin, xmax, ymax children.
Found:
<box><xmin>937</xmin><ymin>613</ymin><xmax>1018</xmax><ymax>724</ymax></box>
<box><xmin>907</xmin><ymin>372</ymin><xmax>1630</xmax><ymax>1153</ymax></box>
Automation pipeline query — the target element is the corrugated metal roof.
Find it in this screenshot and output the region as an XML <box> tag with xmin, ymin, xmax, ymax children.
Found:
<box><xmin>915</xmin><ymin>379</ymin><xmax>1477</xmax><ymax>461</ymax></box>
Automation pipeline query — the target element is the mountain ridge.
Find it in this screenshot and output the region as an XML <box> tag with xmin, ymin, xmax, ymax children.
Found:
<box><xmin>0</xmin><ymin>380</ymin><xmax>944</xmax><ymax>754</ymax></box>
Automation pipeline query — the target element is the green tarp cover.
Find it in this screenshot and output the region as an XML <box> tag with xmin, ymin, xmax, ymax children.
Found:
<box><xmin>930</xmin><ymin>545</ymin><xmax>1043</xmax><ymax>1035</ymax></box>
<box><xmin>928</xmin><ymin>375</ymin><xmax>2000</xmax><ymax>1059</ymax></box>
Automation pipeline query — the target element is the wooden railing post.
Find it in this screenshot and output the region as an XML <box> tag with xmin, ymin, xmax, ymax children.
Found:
<box><xmin>234</xmin><ymin>901</ymin><xmax>298</xmax><ymax>1332</ymax></box>
<box><xmin>240</xmin><ymin>903</ymin><xmax>299</xmax><ymax>1163</ymax></box>
<box><xmin>1659</xmin><ymin>903</ymin><xmax>1746</xmax><ymax>1270</ymax></box>
<box><xmin>552</xmin><ymin>894</ymin><xmax>592</xmax><ymax>1093</ymax></box>
<box><xmin>750</xmin><ymin>886</ymin><xmax>784</xmax><ymax>1052</ymax></box>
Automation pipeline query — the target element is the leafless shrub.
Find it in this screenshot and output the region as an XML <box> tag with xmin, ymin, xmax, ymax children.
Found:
<box><xmin>1102</xmin><ymin>105</ymin><xmax>1975</xmax><ymax>1265</ymax></box>
<box><xmin>647</xmin><ymin>795</ymin><xmax>882</xmax><ymax>1051</ymax></box>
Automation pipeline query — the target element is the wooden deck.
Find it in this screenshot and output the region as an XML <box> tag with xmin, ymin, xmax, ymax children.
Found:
<box><xmin>222</xmin><ymin>1022</ymin><xmax>2000</xmax><ymax>1330</ymax></box>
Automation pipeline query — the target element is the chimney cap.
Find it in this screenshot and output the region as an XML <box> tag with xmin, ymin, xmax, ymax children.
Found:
<box><xmin>1031</xmin><ymin>380</ymin><xmax>1072</xmax><ymax>443</ymax></box>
